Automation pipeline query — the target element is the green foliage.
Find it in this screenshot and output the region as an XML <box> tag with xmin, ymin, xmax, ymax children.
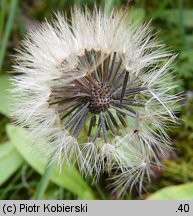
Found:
<box><xmin>154</xmin><ymin>8</ymin><xmax>193</xmax><ymax>90</ymax></box>
<box><xmin>0</xmin><ymin>141</ymin><xmax>23</xmax><ymax>185</ymax></box>
<box><xmin>0</xmin><ymin>75</ymin><xmax>12</xmax><ymax>117</ymax></box>
<box><xmin>147</xmin><ymin>183</ymin><xmax>193</xmax><ymax>200</ymax></box>
<box><xmin>176</xmin><ymin>50</ymin><xmax>193</xmax><ymax>89</ymax></box>
<box><xmin>6</xmin><ymin>124</ymin><xmax>95</xmax><ymax>199</ymax></box>
<box><xmin>158</xmin><ymin>9</ymin><xmax>193</xmax><ymax>28</ymax></box>
<box><xmin>147</xmin><ymin>99</ymin><xmax>193</xmax><ymax>196</ymax></box>
<box><xmin>0</xmin><ymin>0</ymin><xmax>18</xmax><ymax>71</ymax></box>
<box><xmin>0</xmin><ymin>115</ymin><xmax>9</xmax><ymax>142</ymax></box>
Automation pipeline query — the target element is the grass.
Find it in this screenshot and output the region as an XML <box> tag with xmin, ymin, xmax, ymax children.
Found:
<box><xmin>33</xmin><ymin>162</ymin><xmax>55</xmax><ymax>200</ymax></box>
<box><xmin>0</xmin><ymin>0</ymin><xmax>18</xmax><ymax>72</ymax></box>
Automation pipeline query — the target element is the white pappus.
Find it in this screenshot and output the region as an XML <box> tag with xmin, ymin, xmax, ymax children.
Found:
<box><xmin>11</xmin><ymin>7</ymin><xmax>180</xmax><ymax>197</ymax></box>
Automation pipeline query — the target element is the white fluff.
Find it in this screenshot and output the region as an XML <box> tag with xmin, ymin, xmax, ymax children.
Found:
<box><xmin>11</xmin><ymin>7</ymin><xmax>180</xmax><ymax>197</ymax></box>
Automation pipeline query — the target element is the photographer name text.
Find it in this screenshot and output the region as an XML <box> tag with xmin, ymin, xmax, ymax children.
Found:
<box><xmin>2</xmin><ymin>203</ymin><xmax>88</xmax><ymax>214</ymax></box>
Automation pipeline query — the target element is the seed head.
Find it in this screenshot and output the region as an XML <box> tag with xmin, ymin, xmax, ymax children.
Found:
<box><xmin>11</xmin><ymin>7</ymin><xmax>180</xmax><ymax>197</ymax></box>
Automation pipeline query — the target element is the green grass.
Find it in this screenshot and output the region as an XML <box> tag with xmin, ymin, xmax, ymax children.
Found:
<box><xmin>0</xmin><ymin>0</ymin><xmax>18</xmax><ymax>72</ymax></box>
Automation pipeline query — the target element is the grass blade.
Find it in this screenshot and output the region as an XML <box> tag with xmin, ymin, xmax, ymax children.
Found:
<box><xmin>0</xmin><ymin>0</ymin><xmax>18</xmax><ymax>72</ymax></box>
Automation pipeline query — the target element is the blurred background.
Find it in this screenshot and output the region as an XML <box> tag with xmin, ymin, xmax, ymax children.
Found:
<box><xmin>0</xmin><ymin>0</ymin><xmax>193</xmax><ymax>200</ymax></box>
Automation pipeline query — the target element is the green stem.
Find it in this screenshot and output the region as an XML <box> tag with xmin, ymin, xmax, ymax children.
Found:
<box><xmin>178</xmin><ymin>0</ymin><xmax>187</xmax><ymax>48</ymax></box>
<box><xmin>104</xmin><ymin>0</ymin><xmax>115</xmax><ymax>15</ymax></box>
<box><xmin>0</xmin><ymin>0</ymin><xmax>18</xmax><ymax>72</ymax></box>
<box><xmin>0</xmin><ymin>0</ymin><xmax>6</xmax><ymax>37</ymax></box>
<box><xmin>33</xmin><ymin>162</ymin><xmax>54</xmax><ymax>200</ymax></box>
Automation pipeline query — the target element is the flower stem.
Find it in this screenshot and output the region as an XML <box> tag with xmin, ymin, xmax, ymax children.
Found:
<box><xmin>33</xmin><ymin>162</ymin><xmax>54</xmax><ymax>200</ymax></box>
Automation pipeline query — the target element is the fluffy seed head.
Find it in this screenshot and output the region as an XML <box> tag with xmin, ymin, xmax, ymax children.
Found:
<box><xmin>11</xmin><ymin>7</ymin><xmax>180</xmax><ymax>196</ymax></box>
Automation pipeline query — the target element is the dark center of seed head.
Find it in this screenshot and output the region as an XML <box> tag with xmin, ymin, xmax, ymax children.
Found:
<box><xmin>88</xmin><ymin>82</ymin><xmax>112</xmax><ymax>113</ymax></box>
